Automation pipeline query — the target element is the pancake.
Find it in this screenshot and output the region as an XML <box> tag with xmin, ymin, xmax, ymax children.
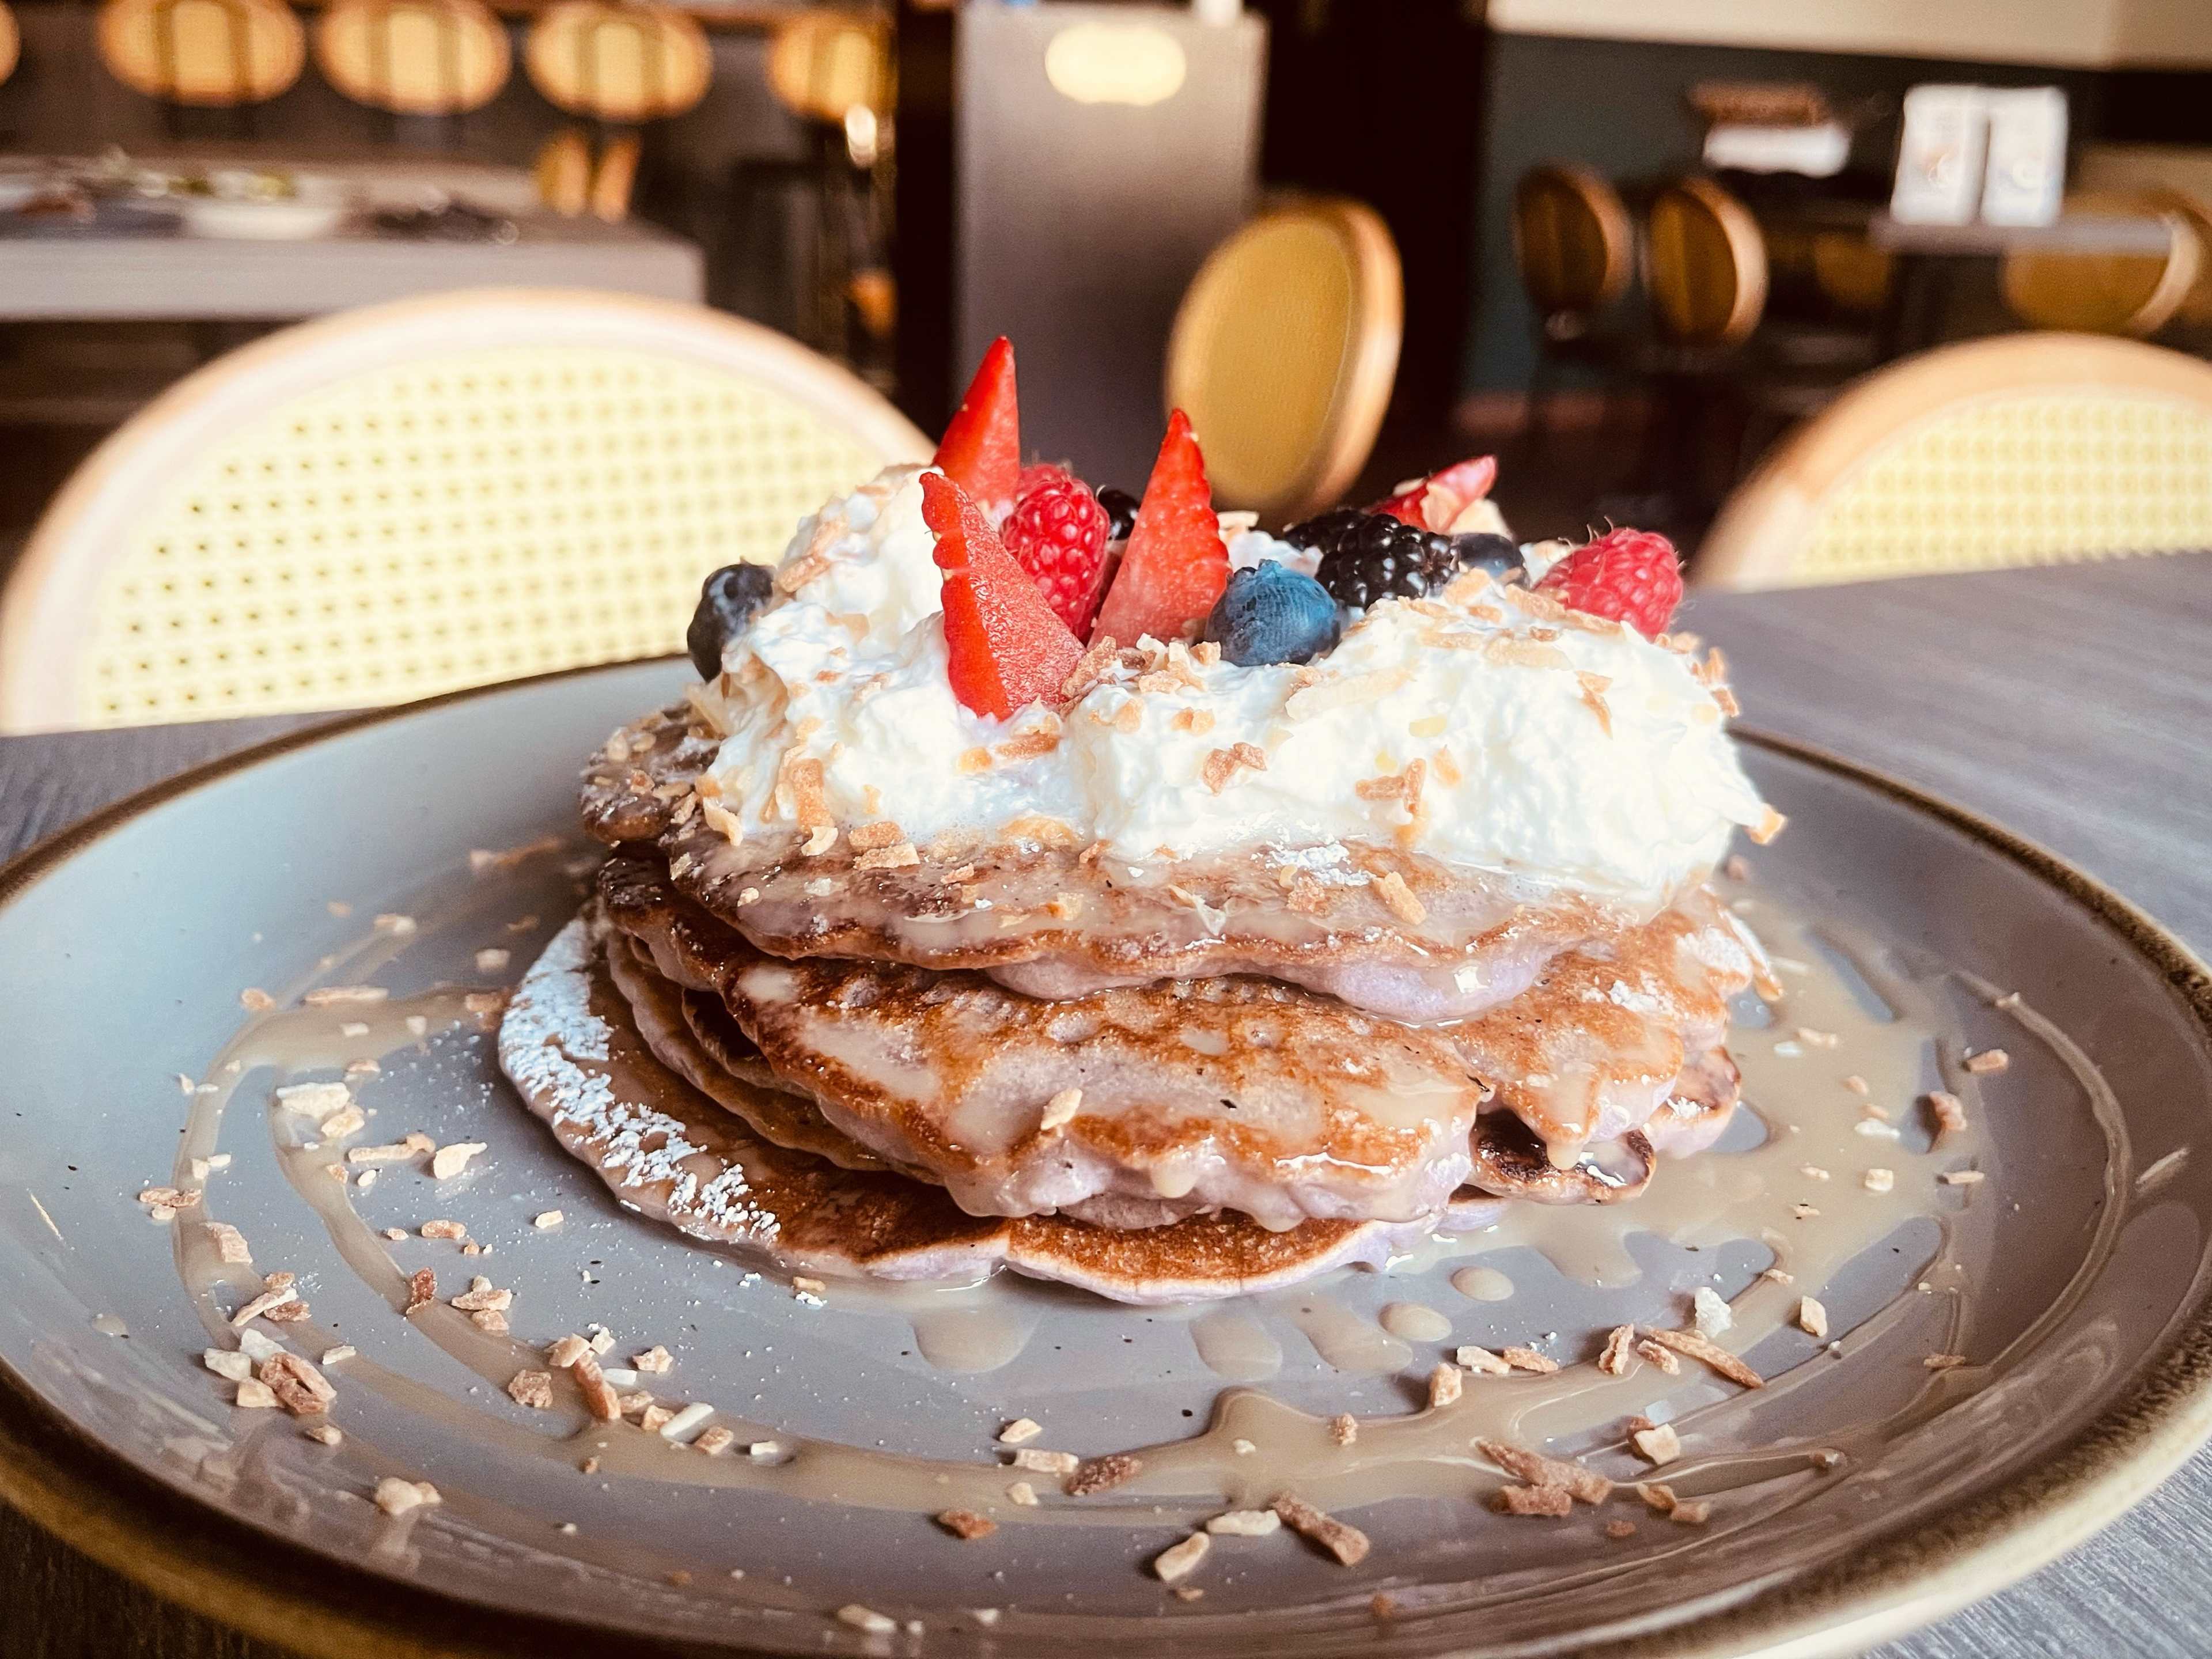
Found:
<box><xmin>600</xmin><ymin>851</ymin><xmax>1752</xmax><ymax>1224</ymax></box>
<box><xmin>578</xmin><ymin>704</ymin><xmax>1638</xmax><ymax>1025</ymax></box>
<box><xmin>501</xmin><ymin>916</ymin><xmax>1503</xmax><ymax>1303</ymax></box>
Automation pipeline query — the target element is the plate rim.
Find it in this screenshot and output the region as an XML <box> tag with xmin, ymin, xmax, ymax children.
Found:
<box><xmin>2</xmin><ymin>664</ymin><xmax>2210</xmax><ymax>1659</ymax></box>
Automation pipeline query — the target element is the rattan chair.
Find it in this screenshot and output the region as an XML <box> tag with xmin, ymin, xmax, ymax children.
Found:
<box><xmin>96</xmin><ymin>0</ymin><xmax>305</xmax><ymax>107</ymax></box>
<box><xmin>524</xmin><ymin>0</ymin><xmax>710</xmax><ymax>124</ymax></box>
<box><xmin>1999</xmin><ymin>192</ymin><xmax>2204</xmax><ymax>339</ymax></box>
<box><xmin>1643</xmin><ymin>176</ymin><xmax>1768</xmax><ymax>349</ymax></box>
<box><xmin>0</xmin><ymin>290</ymin><xmax>931</xmax><ymax>732</ymax></box>
<box><xmin>313</xmin><ymin>0</ymin><xmax>510</xmax><ymax>117</ymax></box>
<box><xmin>1164</xmin><ymin>198</ymin><xmax>1402</xmax><ymax>521</ymax></box>
<box><xmin>1696</xmin><ymin>333</ymin><xmax>2212</xmax><ymax>589</ymax></box>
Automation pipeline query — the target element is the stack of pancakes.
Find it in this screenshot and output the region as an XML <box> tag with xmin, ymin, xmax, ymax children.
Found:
<box><xmin>498</xmin><ymin>699</ymin><xmax>1766</xmax><ymax>1305</ymax></box>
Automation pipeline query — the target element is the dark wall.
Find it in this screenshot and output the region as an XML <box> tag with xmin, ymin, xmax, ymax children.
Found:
<box><xmin>1463</xmin><ymin>30</ymin><xmax>2118</xmax><ymax>396</ymax></box>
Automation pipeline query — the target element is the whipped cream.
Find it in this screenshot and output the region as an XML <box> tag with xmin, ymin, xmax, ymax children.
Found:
<box><xmin>692</xmin><ymin>465</ymin><xmax>1771</xmax><ymax>909</ymax></box>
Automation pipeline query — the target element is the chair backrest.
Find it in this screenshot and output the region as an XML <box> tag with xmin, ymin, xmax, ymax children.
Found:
<box><xmin>533</xmin><ymin>126</ymin><xmax>592</xmax><ymax>215</ymax></box>
<box><xmin>0</xmin><ymin>290</ymin><xmax>932</xmax><ymax>732</ymax></box>
<box><xmin>1510</xmin><ymin>164</ymin><xmax>1631</xmax><ymax>324</ymax></box>
<box><xmin>525</xmin><ymin>0</ymin><xmax>710</xmax><ymax>124</ymax></box>
<box><xmin>1164</xmin><ymin>198</ymin><xmax>1402</xmax><ymax>521</ymax></box>
<box><xmin>0</xmin><ymin>3</ymin><xmax>20</xmax><ymax>89</ymax></box>
<box><xmin>766</xmin><ymin>7</ymin><xmax>892</xmax><ymax>126</ymax></box>
<box><xmin>1643</xmin><ymin>176</ymin><xmax>1767</xmax><ymax>347</ymax></box>
<box><xmin>590</xmin><ymin>129</ymin><xmax>641</xmax><ymax>223</ymax></box>
<box><xmin>97</xmin><ymin>0</ymin><xmax>305</xmax><ymax>107</ymax></box>
<box><xmin>1697</xmin><ymin>332</ymin><xmax>2212</xmax><ymax>589</ymax></box>
<box><xmin>1999</xmin><ymin>192</ymin><xmax>2203</xmax><ymax>338</ymax></box>
<box><xmin>314</xmin><ymin>0</ymin><xmax>510</xmax><ymax>116</ymax></box>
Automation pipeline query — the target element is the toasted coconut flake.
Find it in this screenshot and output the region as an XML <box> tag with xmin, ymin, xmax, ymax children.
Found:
<box><xmin>1372</xmin><ymin>870</ymin><xmax>1426</xmax><ymax>925</ymax></box>
<box><xmin>835</xmin><ymin>1605</ymin><xmax>896</xmax><ymax>1637</ymax></box>
<box><xmin>1501</xmin><ymin>1346</ymin><xmax>1559</xmax><ymax>1374</ymax></box>
<box><xmin>1863</xmin><ymin>1168</ymin><xmax>1895</xmax><ymax>1193</ymax></box>
<box><xmin>996</xmin><ymin>1417</ymin><xmax>1042</xmax><ymax>1446</ymax></box>
<box><xmin>1456</xmin><ymin>1344</ymin><xmax>1511</xmax><ymax>1376</ymax></box>
<box><xmin>1037</xmin><ymin>1088</ymin><xmax>1084</xmax><ymax>1132</ymax></box>
<box><xmin>1924</xmin><ymin>1353</ymin><xmax>1968</xmax><ymax>1371</ymax></box>
<box><xmin>1964</xmin><ymin>1048</ymin><xmax>2010</xmax><ymax>1074</ymax></box>
<box><xmin>1010</xmin><ymin>1448</ymin><xmax>1078</xmax><ymax>1476</ymax></box>
<box><xmin>257</xmin><ymin>1351</ymin><xmax>336</xmax><ymax>1416</ymax></box>
<box><xmin>937</xmin><ymin>1509</ymin><xmax>998</xmax><ymax>1541</ymax></box>
<box><xmin>1475</xmin><ymin>1439</ymin><xmax>1611</xmax><ymax>1505</ymax></box>
<box><xmin>1635</xmin><ymin>1339</ymin><xmax>1682</xmax><ymax>1375</ymax></box>
<box><xmin>302</xmin><ymin>985</ymin><xmax>388</xmax><ymax>1007</ymax></box>
<box><xmin>570</xmin><ymin>1353</ymin><xmax>622</xmax><ymax>1419</ymax></box>
<box><xmin>1927</xmin><ymin>1090</ymin><xmax>1968</xmax><ymax>1146</ymax></box>
<box><xmin>1427</xmin><ymin>1363</ymin><xmax>1462</xmax><ymax>1408</ymax></box>
<box><xmin>1206</xmin><ymin>1509</ymin><xmax>1280</xmax><ymax>1536</ymax></box>
<box><xmin>1748</xmin><ymin>808</ymin><xmax>1787</xmax><ymax>844</ymax></box>
<box><xmin>1271</xmin><ymin>1494</ymin><xmax>1370</xmax><ymax>1566</ymax></box>
<box><xmin>1327</xmin><ymin>1413</ymin><xmax>1358</xmax><ymax>1447</ymax></box>
<box><xmin>1640</xmin><ymin>1328</ymin><xmax>1763</xmax><ymax>1389</ymax></box>
<box><xmin>430</xmin><ymin>1142</ymin><xmax>487</xmax><ymax>1180</ymax></box>
<box><xmin>1066</xmin><ymin>1453</ymin><xmax>1143</xmax><ymax>1497</ymax></box>
<box><xmin>1597</xmin><ymin>1325</ymin><xmax>1638</xmax><ymax>1377</ymax></box>
<box><xmin>1690</xmin><ymin>1287</ymin><xmax>1733</xmax><ymax>1336</ymax></box>
<box><xmin>1939</xmin><ymin>1169</ymin><xmax>1986</xmax><ymax>1187</ymax></box>
<box><xmin>632</xmin><ymin>1344</ymin><xmax>674</xmax><ymax>1374</ymax></box>
<box><xmin>404</xmin><ymin>1268</ymin><xmax>437</xmax><ymax>1314</ymax></box>
<box><xmin>1152</xmin><ymin>1532</ymin><xmax>1210</xmax><ymax>1583</ymax></box>
<box><xmin>450</xmin><ymin>1277</ymin><xmax>512</xmax><ymax>1313</ymax></box>
<box><xmin>1632</xmin><ymin>1423</ymin><xmax>1681</xmax><ymax>1465</ymax></box>
<box><xmin>1005</xmin><ymin>1481</ymin><xmax>1038</xmax><ymax>1506</ymax></box>
<box><xmin>696</xmin><ymin>1426</ymin><xmax>738</xmax><ymax>1457</ymax></box>
<box><xmin>1798</xmin><ymin>1297</ymin><xmax>1830</xmax><ymax>1339</ymax></box>
<box><xmin>419</xmin><ymin>1219</ymin><xmax>468</xmax><ymax>1241</ymax></box>
<box><xmin>1495</xmin><ymin>1484</ymin><xmax>1573</xmax><ymax>1517</ymax></box>
<box><xmin>231</xmin><ymin>1278</ymin><xmax>301</xmax><ymax>1327</ymax></box>
<box><xmin>1286</xmin><ymin>668</ymin><xmax>1410</xmax><ymax>720</ymax></box>
<box><xmin>373</xmin><ymin>1477</ymin><xmax>441</xmax><ymax>1517</ymax></box>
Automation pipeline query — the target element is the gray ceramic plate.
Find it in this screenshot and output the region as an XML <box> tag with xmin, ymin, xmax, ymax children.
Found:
<box><xmin>4</xmin><ymin>658</ymin><xmax>2211</xmax><ymax>1659</ymax></box>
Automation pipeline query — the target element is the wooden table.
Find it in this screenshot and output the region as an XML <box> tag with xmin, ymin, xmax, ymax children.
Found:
<box><xmin>0</xmin><ymin>205</ymin><xmax>704</xmax><ymax>321</ymax></box>
<box><xmin>3</xmin><ymin>554</ymin><xmax>2210</xmax><ymax>1655</ymax></box>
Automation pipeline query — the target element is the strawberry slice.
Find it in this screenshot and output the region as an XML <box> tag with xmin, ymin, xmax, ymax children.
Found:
<box><xmin>1372</xmin><ymin>454</ymin><xmax>1499</xmax><ymax>531</ymax></box>
<box><xmin>921</xmin><ymin>471</ymin><xmax>1082</xmax><ymax>720</ymax></box>
<box><xmin>1090</xmin><ymin>410</ymin><xmax>1228</xmax><ymax>646</ymax></box>
<box><xmin>933</xmin><ymin>337</ymin><xmax>1021</xmax><ymax>513</ymax></box>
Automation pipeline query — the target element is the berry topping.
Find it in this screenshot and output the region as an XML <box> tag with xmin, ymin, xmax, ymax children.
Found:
<box><xmin>1449</xmin><ymin>532</ymin><xmax>1526</xmax><ymax>584</ymax></box>
<box><xmin>1285</xmin><ymin>509</ymin><xmax>1456</xmax><ymax>612</ymax></box>
<box><xmin>685</xmin><ymin>562</ymin><xmax>775</xmax><ymax>679</ymax></box>
<box><xmin>933</xmin><ymin>336</ymin><xmax>1022</xmax><ymax>513</ymax></box>
<box><xmin>1535</xmin><ymin>527</ymin><xmax>1684</xmax><ymax>638</ymax></box>
<box><xmin>1090</xmin><ymin>410</ymin><xmax>1229</xmax><ymax>647</ymax></box>
<box><xmin>1202</xmin><ymin>560</ymin><xmax>1342</xmax><ymax>667</ymax></box>
<box><xmin>921</xmin><ymin>471</ymin><xmax>1083</xmax><ymax>720</ymax></box>
<box><xmin>1095</xmin><ymin>486</ymin><xmax>1140</xmax><ymax>541</ymax></box>
<box><xmin>1002</xmin><ymin>465</ymin><xmax>1113</xmax><ymax>638</ymax></box>
<box><xmin>1371</xmin><ymin>454</ymin><xmax>1498</xmax><ymax>532</ymax></box>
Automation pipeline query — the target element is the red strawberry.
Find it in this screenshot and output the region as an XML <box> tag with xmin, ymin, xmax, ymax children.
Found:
<box><xmin>1372</xmin><ymin>454</ymin><xmax>1499</xmax><ymax>531</ymax></box>
<box><xmin>1536</xmin><ymin>528</ymin><xmax>1684</xmax><ymax>638</ymax></box>
<box><xmin>933</xmin><ymin>337</ymin><xmax>1021</xmax><ymax>513</ymax></box>
<box><xmin>1002</xmin><ymin>465</ymin><xmax>1113</xmax><ymax>638</ymax></box>
<box><xmin>1090</xmin><ymin>410</ymin><xmax>1228</xmax><ymax>646</ymax></box>
<box><xmin>921</xmin><ymin>471</ymin><xmax>1082</xmax><ymax>719</ymax></box>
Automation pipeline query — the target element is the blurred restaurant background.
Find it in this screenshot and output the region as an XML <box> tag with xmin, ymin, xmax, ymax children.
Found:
<box><xmin>2</xmin><ymin>0</ymin><xmax>2211</xmax><ymax>728</ymax></box>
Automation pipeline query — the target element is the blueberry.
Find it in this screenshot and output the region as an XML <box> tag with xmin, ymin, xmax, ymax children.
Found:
<box><xmin>1450</xmin><ymin>532</ymin><xmax>1526</xmax><ymax>584</ymax></box>
<box><xmin>1096</xmin><ymin>486</ymin><xmax>1140</xmax><ymax>542</ymax></box>
<box><xmin>1203</xmin><ymin>560</ymin><xmax>1342</xmax><ymax>666</ymax></box>
<box><xmin>686</xmin><ymin>563</ymin><xmax>775</xmax><ymax>679</ymax></box>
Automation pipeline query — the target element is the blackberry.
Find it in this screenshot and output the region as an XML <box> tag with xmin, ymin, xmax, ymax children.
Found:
<box><xmin>1095</xmin><ymin>486</ymin><xmax>1140</xmax><ymax>541</ymax></box>
<box><xmin>686</xmin><ymin>562</ymin><xmax>775</xmax><ymax>679</ymax></box>
<box><xmin>1284</xmin><ymin>509</ymin><xmax>1457</xmax><ymax>611</ymax></box>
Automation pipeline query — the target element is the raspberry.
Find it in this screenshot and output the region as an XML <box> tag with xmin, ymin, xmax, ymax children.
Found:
<box><xmin>1002</xmin><ymin>467</ymin><xmax>1113</xmax><ymax>638</ymax></box>
<box><xmin>1535</xmin><ymin>528</ymin><xmax>1683</xmax><ymax>638</ymax></box>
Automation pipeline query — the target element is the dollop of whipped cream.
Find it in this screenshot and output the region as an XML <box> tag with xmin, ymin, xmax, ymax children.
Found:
<box><xmin>692</xmin><ymin>465</ymin><xmax>1772</xmax><ymax>908</ymax></box>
